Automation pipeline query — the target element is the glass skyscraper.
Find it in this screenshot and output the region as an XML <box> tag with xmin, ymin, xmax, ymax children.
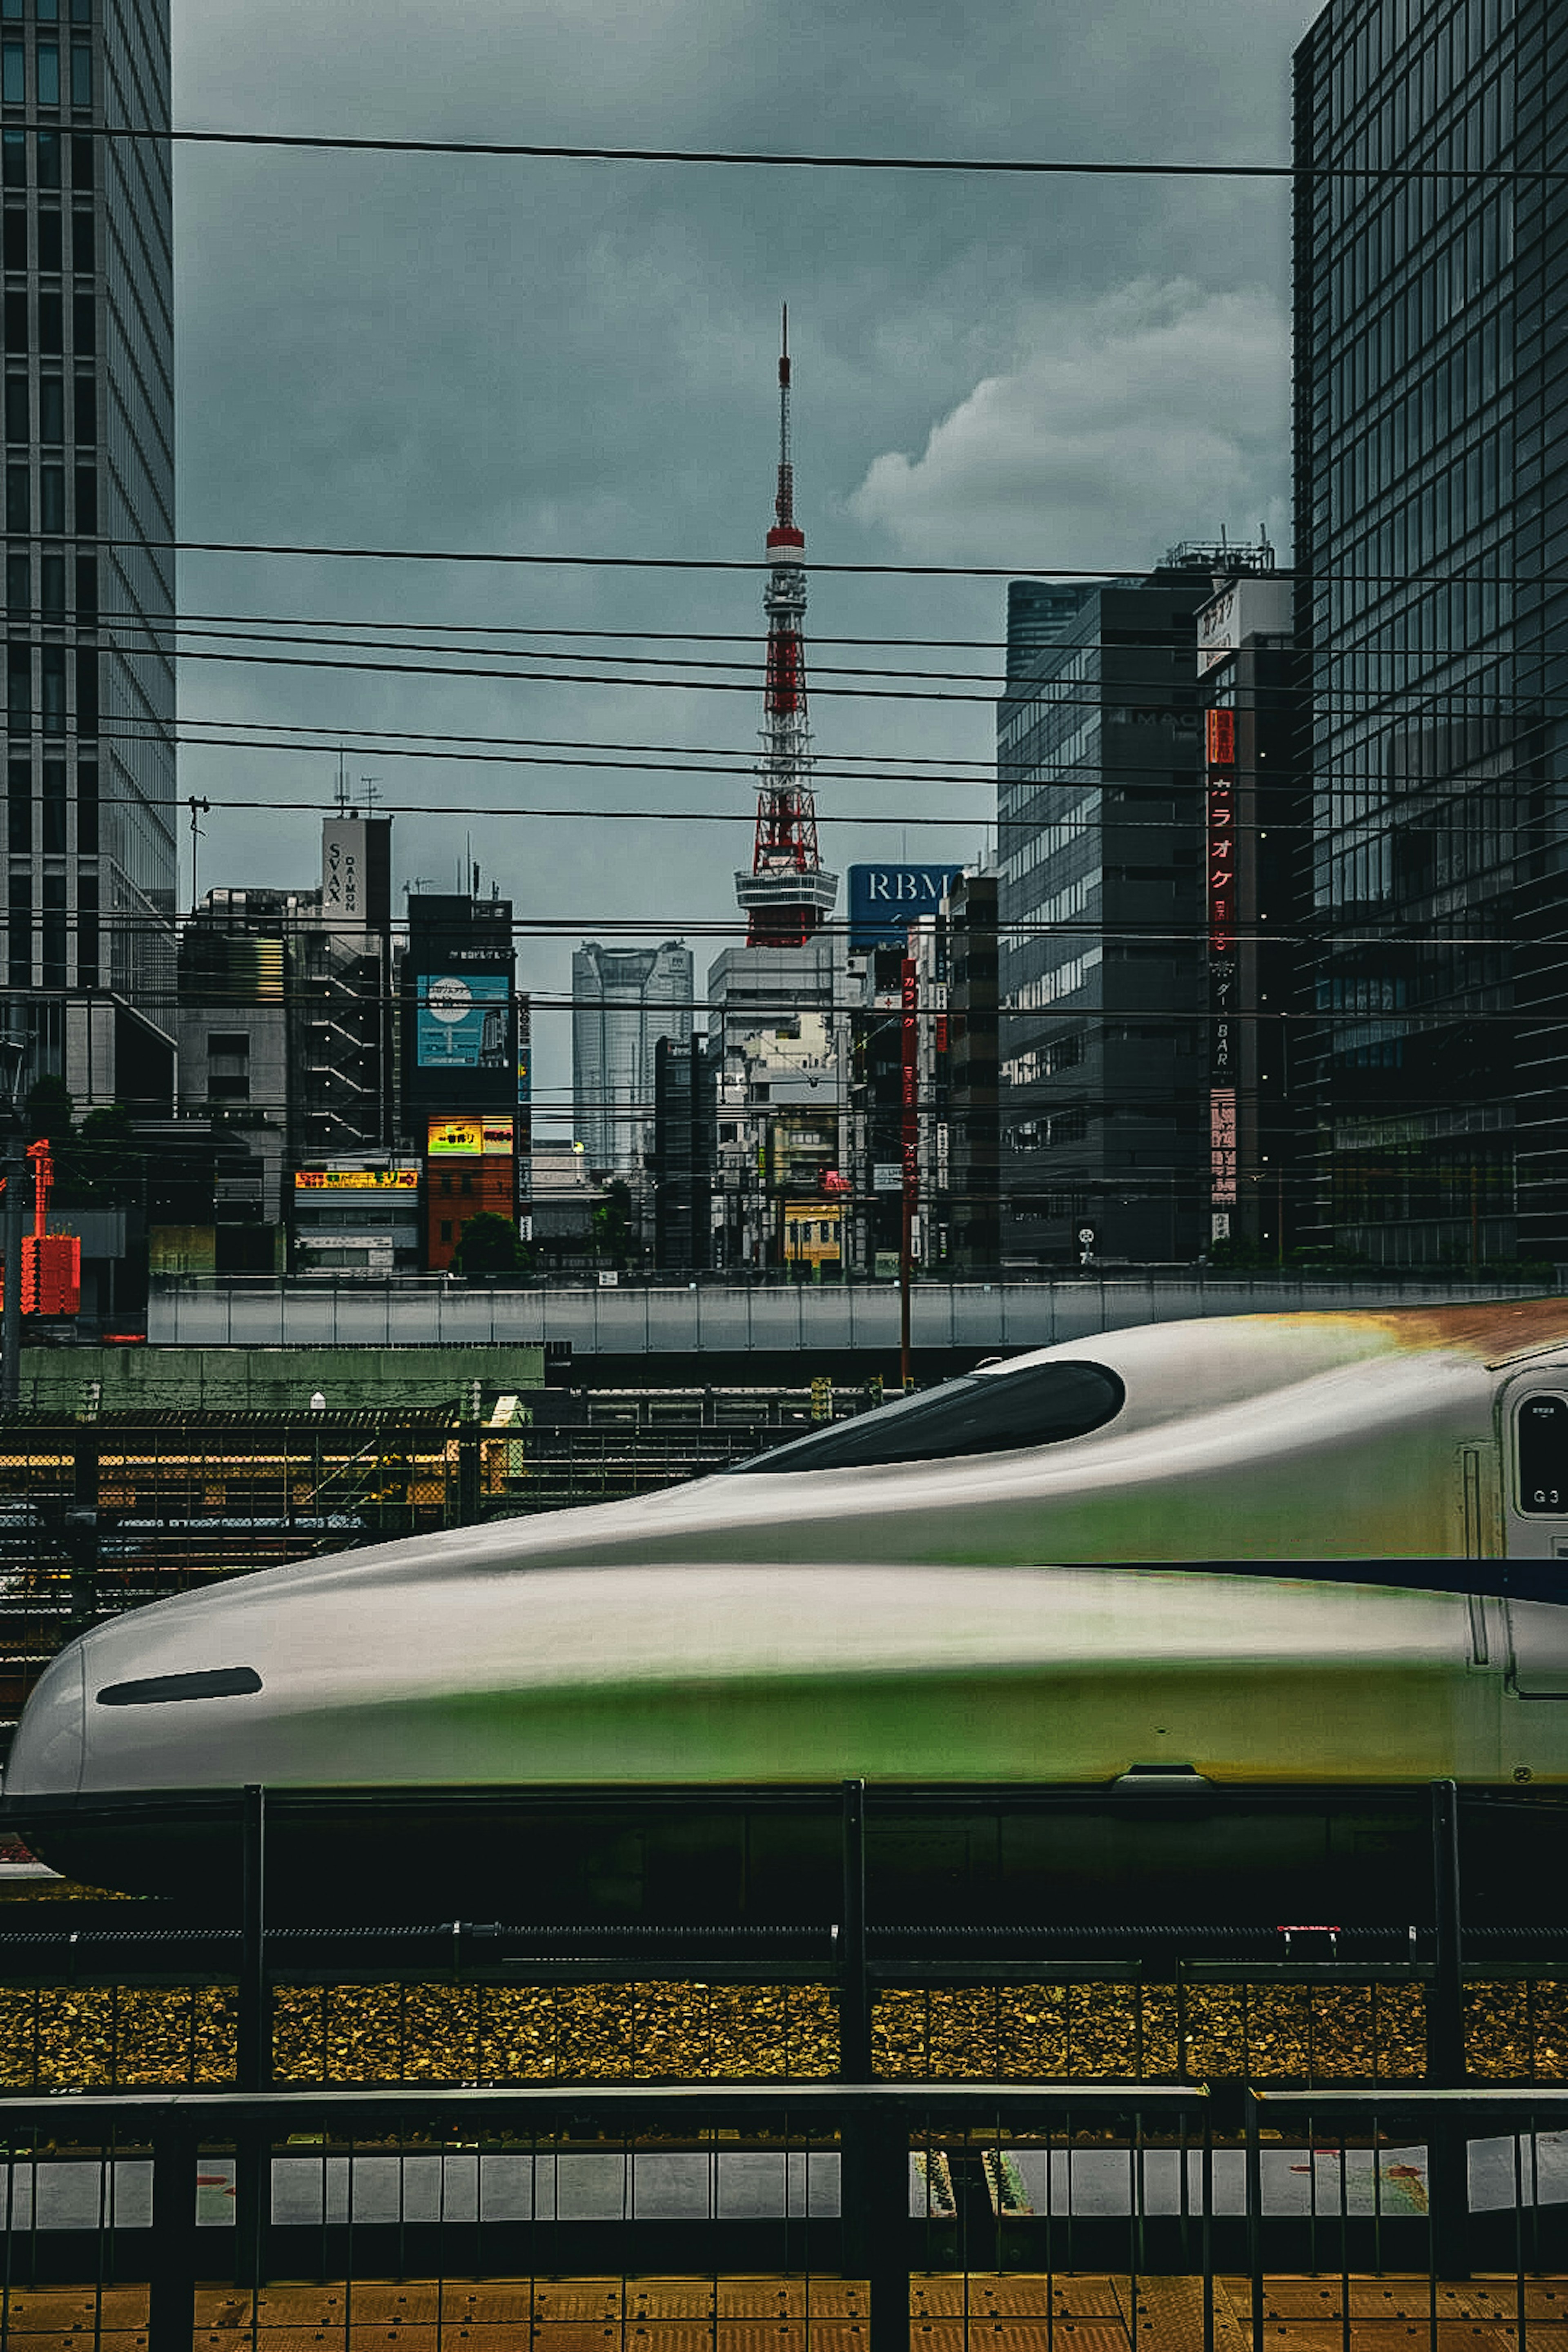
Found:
<box><xmin>572</xmin><ymin>940</ymin><xmax>694</xmax><ymax>1180</ymax></box>
<box><xmin>1</xmin><ymin>0</ymin><xmax>175</xmax><ymax>1108</ymax></box>
<box><xmin>1294</xmin><ymin>0</ymin><xmax>1564</xmax><ymax>1263</ymax></box>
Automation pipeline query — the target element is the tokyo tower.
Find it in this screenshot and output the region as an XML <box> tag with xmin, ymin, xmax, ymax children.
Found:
<box><xmin>733</xmin><ymin>310</ymin><xmax>838</xmax><ymax>948</ymax></box>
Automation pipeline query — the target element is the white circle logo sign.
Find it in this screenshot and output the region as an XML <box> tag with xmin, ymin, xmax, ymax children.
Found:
<box><xmin>426</xmin><ymin>977</ymin><xmax>472</xmax><ymax>1025</ymax></box>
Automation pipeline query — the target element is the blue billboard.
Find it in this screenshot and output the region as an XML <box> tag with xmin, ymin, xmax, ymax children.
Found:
<box><xmin>848</xmin><ymin>863</ymin><xmax>967</xmax><ymax>949</ymax></box>
<box><xmin>416</xmin><ymin>973</ymin><xmax>510</xmax><ymax>1069</ymax></box>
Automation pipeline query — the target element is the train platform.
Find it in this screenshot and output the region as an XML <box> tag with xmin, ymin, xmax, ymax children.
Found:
<box><xmin>0</xmin><ymin>2274</ymin><xmax>1561</xmax><ymax>2352</ymax></box>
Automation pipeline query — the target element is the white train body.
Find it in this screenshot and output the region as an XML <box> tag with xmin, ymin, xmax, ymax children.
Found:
<box><xmin>9</xmin><ymin>1301</ymin><xmax>1568</xmax><ymax>1824</ymax></box>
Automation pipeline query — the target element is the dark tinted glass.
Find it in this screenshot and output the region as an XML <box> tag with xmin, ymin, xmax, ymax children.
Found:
<box><xmin>731</xmin><ymin>1360</ymin><xmax>1125</xmax><ymax>1474</ymax></box>
<box><xmin>97</xmin><ymin>1666</ymin><xmax>262</xmax><ymax>1706</ymax></box>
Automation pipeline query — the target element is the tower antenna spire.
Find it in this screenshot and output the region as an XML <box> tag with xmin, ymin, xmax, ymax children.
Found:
<box><xmin>735</xmin><ymin>313</ymin><xmax>837</xmax><ymax>949</ymax></box>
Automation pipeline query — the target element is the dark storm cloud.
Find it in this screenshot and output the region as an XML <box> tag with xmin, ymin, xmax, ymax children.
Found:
<box><xmin>170</xmin><ymin>0</ymin><xmax>1318</xmax><ymax>1114</ymax></box>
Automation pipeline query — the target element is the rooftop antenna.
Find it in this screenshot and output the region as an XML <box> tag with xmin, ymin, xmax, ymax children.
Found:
<box><xmin>335</xmin><ymin>749</ymin><xmax>350</xmax><ymax>813</ymax></box>
<box><xmin>360</xmin><ymin>776</ymin><xmax>380</xmax><ymax>811</ymax></box>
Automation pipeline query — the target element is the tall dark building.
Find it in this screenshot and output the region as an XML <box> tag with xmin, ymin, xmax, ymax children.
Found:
<box><xmin>1193</xmin><ymin>574</ymin><xmax>1308</xmax><ymax>1260</ymax></box>
<box><xmin>996</xmin><ymin>567</ymin><xmax>1216</xmax><ymax>1266</ymax></box>
<box><xmin>401</xmin><ymin>890</ymin><xmax>525</xmax><ymax>1270</ymax></box>
<box><xmin>944</xmin><ymin>869</ymin><xmax>1001</xmax><ymax>1272</ymax></box>
<box><xmin>1294</xmin><ymin>0</ymin><xmax>1562</xmax><ymax>1265</ymax></box>
<box><xmin>1</xmin><ymin>0</ymin><xmax>176</xmax><ymax>1109</ymax></box>
<box><xmin>650</xmin><ymin>1032</ymin><xmax>715</xmax><ymax>1272</ymax></box>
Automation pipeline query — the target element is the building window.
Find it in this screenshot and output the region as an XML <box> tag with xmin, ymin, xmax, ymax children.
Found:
<box><xmin>35</xmin><ymin>208</ymin><xmax>58</xmax><ymax>271</ymax></box>
<box><xmin>35</xmin><ymin>43</ymin><xmax>58</xmax><ymax>105</ymax></box>
<box><xmin>38</xmin><ymin>461</ymin><xmax>62</xmax><ymax>531</ymax></box>
<box><xmin>37</xmin><ymin>376</ymin><xmax>61</xmax><ymax>443</ymax></box>
<box><xmin>1</xmin><ymin>44</ymin><xmax>23</xmax><ymax>102</ymax></box>
<box><xmin>39</xmin><ymin>550</ymin><xmax>61</xmax><ymax>615</ymax></box>
<box><xmin>68</xmin><ymin>38</ymin><xmax>85</xmax><ymax>104</ymax></box>
<box><xmin>69</xmin><ymin>202</ymin><xmax>88</xmax><ymax>270</ymax></box>
<box><xmin>7</xmin><ymin>869</ymin><xmax>28</xmax><ymax>984</ymax></box>
<box><xmin>2</xmin><ymin>289</ymin><xmax>24</xmax><ymax>349</ymax></box>
<box><xmin>76</xmin><ymin>756</ymin><xmax>94</xmax><ymax>850</ymax></box>
<box><xmin>37</xmin><ymin>129</ymin><xmax>58</xmax><ymax>189</ymax></box>
<box><xmin>76</xmin><ymin>869</ymin><xmax>95</xmax><ymax>983</ymax></box>
<box><xmin>73</xmin><ymin>459</ymin><xmax>92</xmax><ymax>528</ymax></box>
<box><xmin>36</xmin><ymin>290</ymin><xmax>59</xmax><ymax>351</ymax></box>
<box><xmin>3</xmin><ymin>375</ymin><xmax>24</xmax><ymax>441</ymax></box>
<box><xmin>0</xmin><ymin>4</ymin><xmax>18</xmax><ymax>24</ymax></box>
<box><xmin>41</xmin><ymin>873</ymin><xmax>64</xmax><ymax>987</ymax></box>
<box><xmin>439</xmin><ymin>1220</ymin><xmax>452</xmax><ymax>1244</ymax></box>
<box><xmin>74</xmin><ymin>548</ymin><xmax>93</xmax><ymax>614</ymax></box>
<box><xmin>71</xmin><ymin>372</ymin><xmax>91</xmax><ymax>441</ymax></box>
<box><xmin>75</xmin><ymin>642</ymin><xmax>94</xmax><ymax>728</ymax></box>
<box><xmin>2</xmin><ymin>207</ymin><xmax>23</xmax><ymax>269</ymax></box>
<box><xmin>39</xmin><ymin>640</ymin><xmax>62</xmax><ymax>733</ymax></box>
<box><xmin>7</xmin><ymin>754</ymin><xmax>27</xmax><ymax>850</ymax></box>
<box><xmin>1</xmin><ymin>131</ymin><xmax>22</xmax><ymax>186</ymax></box>
<box><xmin>37</xmin><ymin>0</ymin><xmax>58</xmax><ymax>20</ymax></box>
<box><xmin>71</xmin><ymin>0</ymin><xmax>89</xmax><ymax>22</ymax></box>
<box><xmin>5</xmin><ymin>549</ymin><xmax>25</xmax><ymax>608</ymax></box>
<box><xmin>67</xmin><ymin>130</ymin><xmax>87</xmax><ymax>187</ymax></box>
<box><xmin>69</xmin><ymin>288</ymin><xmax>91</xmax><ymax>352</ymax></box>
<box><xmin>40</xmin><ymin>756</ymin><xmax>62</xmax><ymax>849</ymax></box>
<box><xmin>4</xmin><ymin>461</ymin><xmax>24</xmax><ymax>531</ymax></box>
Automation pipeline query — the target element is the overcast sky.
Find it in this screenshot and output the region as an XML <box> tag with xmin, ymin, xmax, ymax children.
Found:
<box><xmin>172</xmin><ymin>0</ymin><xmax>1319</xmax><ymax>1120</ymax></box>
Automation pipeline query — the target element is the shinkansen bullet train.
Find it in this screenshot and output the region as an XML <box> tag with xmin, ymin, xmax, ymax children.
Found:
<box><xmin>10</xmin><ymin>1298</ymin><xmax>1568</xmax><ymax>1901</ymax></box>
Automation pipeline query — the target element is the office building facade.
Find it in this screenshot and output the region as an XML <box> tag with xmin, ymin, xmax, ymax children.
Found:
<box><xmin>1294</xmin><ymin>0</ymin><xmax>1564</xmax><ymax>1264</ymax></box>
<box><xmin>996</xmin><ymin>568</ymin><xmax>1216</xmax><ymax>1266</ymax></box>
<box><xmin>2</xmin><ymin>0</ymin><xmax>176</xmax><ymax>1108</ymax></box>
<box><xmin>570</xmin><ymin>939</ymin><xmax>692</xmax><ymax>1180</ymax></box>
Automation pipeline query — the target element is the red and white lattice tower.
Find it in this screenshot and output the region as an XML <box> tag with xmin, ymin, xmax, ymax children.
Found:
<box><xmin>734</xmin><ymin>311</ymin><xmax>838</xmax><ymax>948</ymax></box>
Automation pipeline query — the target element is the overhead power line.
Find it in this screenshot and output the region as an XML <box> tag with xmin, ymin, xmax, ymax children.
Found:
<box><xmin>54</xmin><ymin>531</ymin><xmax>1568</xmax><ymax>588</ymax></box>
<box><xmin>87</xmin><ymin>123</ymin><xmax>1568</xmax><ymax>184</ymax></box>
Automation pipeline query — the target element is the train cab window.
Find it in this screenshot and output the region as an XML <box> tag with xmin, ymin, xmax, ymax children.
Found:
<box><xmin>96</xmin><ymin>1666</ymin><xmax>263</xmax><ymax>1706</ymax></box>
<box><xmin>731</xmin><ymin>1360</ymin><xmax>1125</xmax><ymax>1473</ymax></box>
<box><xmin>1518</xmin><ymin>1394</ymin><xmax>1568</xmax><ymax>1515</ymax></box>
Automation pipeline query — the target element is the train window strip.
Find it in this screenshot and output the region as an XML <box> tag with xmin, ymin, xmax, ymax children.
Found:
<box><xmin>726</xmin><ymin>1360</ymin><xmax>1127</xmax><ymax>1473</ymax></box>
<box><xmin>95</xmin><ymin>1667</ymin><xmax>263</xmax><ymax>1707</ymax></box>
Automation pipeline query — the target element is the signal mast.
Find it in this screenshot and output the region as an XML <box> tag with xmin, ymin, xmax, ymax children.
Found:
<box><xmin>734</xmin><ymin>311</ymin><xmax>838</xmax><ymax>948</ymax></box>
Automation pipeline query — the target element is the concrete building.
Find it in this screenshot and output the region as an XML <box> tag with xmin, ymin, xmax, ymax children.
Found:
<box><xmin>1294</xmin><ymin>0</ymin><xmax>1564</xmax><ymax>1264</ymax></box>
<box><xmin>178</xmin><ymin>813</ymin><xmax>404</xmax><ymax>1272</ymax></box>
<box><xmin>1</xmin><ymin>0</ymin><xmax>177</xmax><ymax>1111</ymax></box>
<box><xmin>570</xmin><ymin>939</ymin><xmax>691</xmax><ymax>1181</ymax></box>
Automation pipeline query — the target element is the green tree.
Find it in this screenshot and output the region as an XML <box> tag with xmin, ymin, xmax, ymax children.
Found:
<box><xmin>590</xmin><ymin>1178</ymin><xmax>638</xmax><ymax>1270</ymax></box>
<box><xmin>450</xmin><ymin>1210</ymin><xmax>532</xmax><ymax>1276</ymax></box>
<box><xmin>23</xmin><ymin>1074</ymin><xmax>73</xmax><ymax>1146</ymax></box>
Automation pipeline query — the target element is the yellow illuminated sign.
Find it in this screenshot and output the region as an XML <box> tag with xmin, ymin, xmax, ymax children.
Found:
<box><xmin>294</xmin><ymin>1169</ymin><xmax>419</xmax><ymax>1192</ymax></box>
<box><xmin>427</xmin><ymin>1116</ymin><xmax>515</xmax><ymax>1158</ymax></box>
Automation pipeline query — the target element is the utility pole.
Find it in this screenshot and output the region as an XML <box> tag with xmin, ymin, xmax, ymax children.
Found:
<box><xmin>0</xmin><ymin>1031</ymin><xmax>28</xmax><ymax>1414</ymax></box>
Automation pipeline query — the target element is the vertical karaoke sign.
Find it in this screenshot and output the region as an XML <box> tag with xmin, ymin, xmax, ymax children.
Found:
<box><xmin>1206</xmin><ymin>708</ymin><xmax>1238</xmax><ymax>1236</ymax></box>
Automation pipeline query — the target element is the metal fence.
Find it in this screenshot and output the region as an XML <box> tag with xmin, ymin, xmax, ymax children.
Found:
<box><xmin>5</xmin><ymin>2085</ymin><xmax>1568</xmax><ymax>2352</ymax></box>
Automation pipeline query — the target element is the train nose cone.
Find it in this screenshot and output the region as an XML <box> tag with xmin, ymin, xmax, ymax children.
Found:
<box><xmin>4</xmin><ymin>1641</ymin><xmax>86</xmax><ymax>1797</ymax></box>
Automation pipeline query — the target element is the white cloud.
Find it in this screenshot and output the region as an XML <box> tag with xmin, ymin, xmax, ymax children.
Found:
<box><xmin>847</xmin><ymin>281</ymin><xmax>1291</xmax><ymax>570</ymax></box>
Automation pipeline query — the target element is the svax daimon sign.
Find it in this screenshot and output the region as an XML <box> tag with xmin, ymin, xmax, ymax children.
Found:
<box><xmin>848</xmin><ymin>863</ymin><xmax>966</xmax><ymax>950</ymax></box>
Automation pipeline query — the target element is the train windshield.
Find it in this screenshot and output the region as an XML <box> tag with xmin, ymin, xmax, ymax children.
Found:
<box><xmin>731</xmin><ymin>1359</ymin><xmax>1125</xmax><ymax>1473</ymax></box>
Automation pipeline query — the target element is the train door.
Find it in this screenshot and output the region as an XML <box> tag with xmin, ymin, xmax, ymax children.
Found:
<box><xmin>1494</xmin><ymin>1369</ymin><xmax>1568</xmax><ymax>1697</ymax></box>
<box><xmin>1499</xmin><ymin>1369</ymin><xmax>1568</xmax><ymax>1557</ymax></box>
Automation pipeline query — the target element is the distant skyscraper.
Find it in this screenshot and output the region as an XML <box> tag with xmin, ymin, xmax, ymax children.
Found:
<box><xmin>1</xmin><ymin>0</ymin><xmax>177</xmax><ymax>1109</ymax></box>
<box><xmin>572</xmin><ymin>940</ymin><xmax>693</xmax><ymax>1177</ymax></box>
<box><xmin>1294</xmin><ymin>0</ymin><xmax>1565</xmax><ymax>1262</ymax></box>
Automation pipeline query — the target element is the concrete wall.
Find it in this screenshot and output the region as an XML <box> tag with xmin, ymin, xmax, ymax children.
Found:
<box><xmin>145</xmin><ymin>1276</ymin><xmax>1552</xmax><ymax>1356</ymax></box>
<box><xmin>18</xmin><ymin>1343</ymin><xmax>546</xmax><ymax>1414</ymax></box>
